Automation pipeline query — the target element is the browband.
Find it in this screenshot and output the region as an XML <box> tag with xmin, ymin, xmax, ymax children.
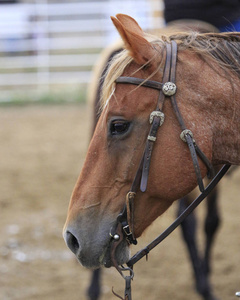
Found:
<box><xmin>116</xmin><ymin>77</ymin><xmax>163</xmax><ymax>90</ymax></box>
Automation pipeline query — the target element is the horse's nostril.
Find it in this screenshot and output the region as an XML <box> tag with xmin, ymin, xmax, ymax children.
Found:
<box><xmin>65</xmin><ymin>230</ymin><xmax>80</xmax><ymax>255</ymax></box>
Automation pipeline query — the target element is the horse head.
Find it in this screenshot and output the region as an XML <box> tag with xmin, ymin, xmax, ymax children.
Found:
<box><xmin>63</xmin><ymin>14</ymin><xmax>240</xmax><ymax>269</ymax></box>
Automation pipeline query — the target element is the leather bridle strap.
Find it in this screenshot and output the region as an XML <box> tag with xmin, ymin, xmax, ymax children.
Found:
<box><xmin>167</xmin><ymin>44</ymin><xmax>215</xmax><ymax>180</ymax></box>
<box><xmin>116</xmin><ymin>42</ymin><xmax>213</xmax><ymax>195</ymax></box>
<box><xmin>169</xmin><ymin>41</ymin><xmax>205</xmax><ymax>192</ymax></box>
<box><xmin>112</xmin><ymin>164</ymin><xmax>231</xmax><ymax>300</ymax></box>
<box><xmin>127</xmin><ymin>164</ymin><xmax>231</xmax><ymax>268</ymax></box>
<box><xmin>111</xmin><ymin>164</ymin><xmax>230</xmax><ymax>300</ymax></box>
<box><xmin>110</xmin><ymin>40</ymin><xmax>231</xmax><ymax>300</ymax></box>
<box><xmin>112</xmin><ymin>42</ymin><xmax>173</xmax><ymax>245</ymax></box>
<box><xmin>140</xmin><ymin>42</ymin><xmax>172</xmax><ymax>192</ymax></box>
<box><xmin>112</xmin><ymin>41</ymin><xmax>214</xmax><ymax>246</ymax></box>
<box><xmin>116</xmin><ymin>76</ymin><xmax>163</xmax><ymax>91</ymax></box>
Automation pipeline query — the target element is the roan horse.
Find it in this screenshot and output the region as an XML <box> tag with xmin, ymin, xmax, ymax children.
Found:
<box><xmin>63</xmin><ymin>14</ymin><xmax>240</xmax><ymax>298</ymax></box>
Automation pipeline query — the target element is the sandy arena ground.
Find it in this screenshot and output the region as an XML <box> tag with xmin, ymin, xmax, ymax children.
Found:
<box><xmin>0</xmin><ymin>104</ymin><xmax>240</xmax><ymax>300</ymax></box>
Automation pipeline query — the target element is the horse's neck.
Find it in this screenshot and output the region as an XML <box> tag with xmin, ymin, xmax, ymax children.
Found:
<box><xmin>212</xmin><ymin>86</ymin><xmax>240</xmax><ymax>165</ymax></box>
<box><xmin>213</xmin><ymin>124</ymin><xmax>240</xmax><ymax>165</ymax></box>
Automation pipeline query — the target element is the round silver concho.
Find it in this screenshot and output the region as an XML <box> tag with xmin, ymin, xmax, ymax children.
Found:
<box><xmin>162</xmin><ymin>82</ymin><xmax>177</xmax><ymax>96</ymax></box>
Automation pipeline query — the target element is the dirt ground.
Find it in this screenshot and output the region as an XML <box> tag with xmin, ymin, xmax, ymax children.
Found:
<box><xmin>0</xmin><ymin>104</ymin><xmax>240</xmax><ymax>300</ymax></box>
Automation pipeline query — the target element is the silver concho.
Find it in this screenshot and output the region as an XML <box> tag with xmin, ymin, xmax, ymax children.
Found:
<box><xmin>162</xmin><ymin>82</ymin><xmax>177</xmax><ymax>96</ymax></box>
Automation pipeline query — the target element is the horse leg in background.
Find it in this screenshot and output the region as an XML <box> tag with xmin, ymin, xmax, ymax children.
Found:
<box><xmin>204</xmin><ymin>188</ymin><xmax>220</xmax><ymax>275</ymax></box>
<box><xmin>178</xmin><ymin>196</ymin><xmax>219</xmax><ymax>300</ymax></box>
<box><xmin>87</xmin><ymin>268</ymin><xmax>101</xmax><ymax>300</ymax></box>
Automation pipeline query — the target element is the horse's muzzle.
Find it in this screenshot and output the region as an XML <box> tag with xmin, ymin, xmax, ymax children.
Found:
<box><xmin>63</xmin><ymin>216</ymin><xmax>130</xmax><ymax>269</ymax></box>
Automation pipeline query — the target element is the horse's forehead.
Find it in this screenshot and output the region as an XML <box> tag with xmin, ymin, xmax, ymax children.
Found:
<box><xmin>107</xmin><ymin>85</ymin><xmax>159</xmax><ymax>118</ymax></box>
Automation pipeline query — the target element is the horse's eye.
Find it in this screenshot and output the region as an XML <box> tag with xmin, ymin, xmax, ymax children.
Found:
<box><xmin>110</xmin><ymin>120</ymin><xmax>130</xmax><ymax>136</ymax></box>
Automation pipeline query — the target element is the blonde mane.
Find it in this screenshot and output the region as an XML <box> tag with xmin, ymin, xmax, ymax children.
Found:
<box><xmin>101</xmin><ymin>31</ymin><xmax>240</xmax><ymax>109</ymax></box>
<box><xmin>101</xmin><ymin>32</ymin><xmax>165</xmax><ymax>109</ymax></box>
<box><xmin>101</xmin><ymin>48</ymin><xmax>133</xmax><ymax>109</ymax></box>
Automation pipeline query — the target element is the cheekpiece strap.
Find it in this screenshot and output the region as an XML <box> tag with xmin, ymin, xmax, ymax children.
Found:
<box><xmin>140</xmin><ymin>42</ymin><xmax>173</xmax><ymax>192</ymax></box>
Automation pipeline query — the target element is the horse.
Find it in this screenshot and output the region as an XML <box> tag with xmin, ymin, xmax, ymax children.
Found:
<box><xmin>86</xmin><ymin>26</ymin><xmax>222</xmax><ymax>300</ymax></box>
<box><xmin>63</xmin><ymin>14</ymin><xmax>240</xmax><ymax>299</ymax></box>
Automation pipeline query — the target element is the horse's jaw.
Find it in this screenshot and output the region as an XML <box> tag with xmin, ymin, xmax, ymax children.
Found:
<box><xmin>63</xmin><ymin>212</ymin><xmax>130</xmax><ymax>269</ymax></box>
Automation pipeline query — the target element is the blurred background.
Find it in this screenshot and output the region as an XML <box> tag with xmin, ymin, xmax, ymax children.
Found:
<box><xmin>1</xmin><ymin>1</ymin><xmax>240</xmax><ymax>300</ymax></box>
<box><xmin>0</xmin><ymin>0</ymin><xmax>163</xmax><ymax>103</ymax></box>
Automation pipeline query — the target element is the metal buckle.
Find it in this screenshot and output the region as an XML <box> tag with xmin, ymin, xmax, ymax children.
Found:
<box><xmin>123</xmin><ymin>225</ymin><xmax>132</xmax><ymax>236</ymax></box>
<box><xmin>149</xmin><ymin>111</ymin><xmax>165</xmax><ymax>126</ymax></box>
<box><xmin>180</xmin><ymin>129</ymin><xmax>195</xmax><ymax>143</ymax></box>
<box><xmin>123</xmin><ymin>225</ymin><xmax>137</xmax><ymax>245</ymax></box>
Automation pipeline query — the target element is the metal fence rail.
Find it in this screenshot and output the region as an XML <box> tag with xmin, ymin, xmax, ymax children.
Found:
<box><xmin>0</xmin><ymin>0</ymin><xmax>164</xmax><ymax>101</ymax></box>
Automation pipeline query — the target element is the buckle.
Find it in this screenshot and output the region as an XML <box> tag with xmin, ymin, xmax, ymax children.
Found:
<box><xmin>123</xmin><ymin>225</ymin><xmax>132</xmax><ymax>236</ymax></box>
<box><xmin>149</xmin><ymin>111</ymin><xmax>165</xmax><ymax>126</ymax></box>
<box><xmin>123</xmin><ymin>225</ymin><xmax>137</xmax><ymax>245</ymax></box>
<box><xmin>180</xmin><ymin>129</ymin><xmax>195</xmax><ymax>143</ymax></box>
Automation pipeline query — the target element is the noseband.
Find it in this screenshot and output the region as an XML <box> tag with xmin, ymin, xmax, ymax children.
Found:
<box><xmin>109</xmin><ymin>41</ymin><xmax>230</xmax><ymax>299</ymax></box>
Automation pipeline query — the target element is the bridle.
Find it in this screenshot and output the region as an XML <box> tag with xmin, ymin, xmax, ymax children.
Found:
<box><xmin>109</xmin><ymin>41</ymin><xmax>231</xmax><ymax>299</ymax></box>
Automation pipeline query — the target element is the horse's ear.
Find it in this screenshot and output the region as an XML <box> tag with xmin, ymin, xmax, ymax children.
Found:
<box><xmin>111</xmin><ymin>14</ymin><xmax>155</xmax><ymax>65</ymax></box>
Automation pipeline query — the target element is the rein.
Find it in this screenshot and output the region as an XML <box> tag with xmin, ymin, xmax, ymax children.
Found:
<box><xmin>109</xmin><ymin>41</ymin><xmax>230</xmax><ymax>299</ymax></box>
